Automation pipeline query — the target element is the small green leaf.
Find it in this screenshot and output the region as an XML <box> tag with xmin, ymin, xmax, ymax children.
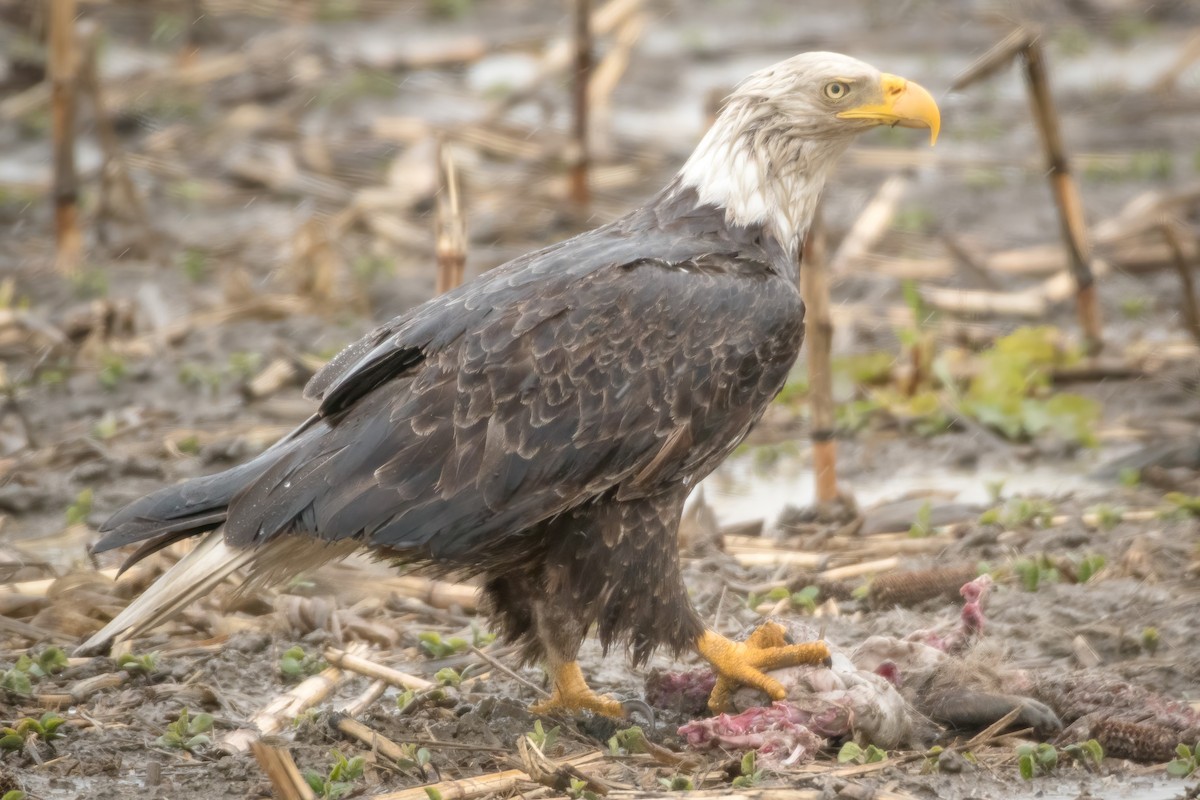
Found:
<box><xmin>1035</xmin><ymin>743</ymin><xmax>1058</xmax><ymax>770</ymax></box>
<box><xmin>1167</xmin><ymin>759</ymin><xmax>1194</xmax><ymax>777</ymax></box>
<box><xmin>865</xmin><ymin>744</ymin><xmax>888</xmax><ymax>763</ymax></box>
<box><xmin>304</xmin><ymin>770</ymin><xmax>326</xmax><ymax>793</ymax></box>
<box><xmin>434</xmin><ymin>667</ymin><xmax>461</xmax><ymax>687</ymax></box>
<box><xmin>791</xmin><ymin>585</ymin><xmax>820</xmax><ymax>612</ymax></box>
<box><xmin>1018</xmin><ymin>753</ymin><xmax>1034</xmax><ymax>780</ymax></box>
<box><xmin>837</xmin><ymin>741</ymin><xmax>863</xmax><ymax>763</ymax></box>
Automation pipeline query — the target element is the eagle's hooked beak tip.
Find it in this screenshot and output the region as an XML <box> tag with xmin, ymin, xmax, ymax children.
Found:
<box><xmin>838</xmin><ymin>73</ymin><xmax>941</xmax><ymax>147</ymax></box>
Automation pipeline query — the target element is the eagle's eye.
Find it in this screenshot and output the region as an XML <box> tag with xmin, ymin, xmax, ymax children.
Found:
<box><xmin>823</xmin><ymin>81</ymin><xmax>851</xmax><ymax>100</ymax></box>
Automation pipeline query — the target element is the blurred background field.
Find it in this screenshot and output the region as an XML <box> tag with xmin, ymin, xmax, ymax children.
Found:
<box><xmin>0</xmin><ymin>1</ymin><xmax>1199</xmax><ymax>798</ymax></box>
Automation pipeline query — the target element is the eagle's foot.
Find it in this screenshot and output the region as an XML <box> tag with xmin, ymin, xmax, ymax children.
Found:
<box><xmin>697</xmin><ymin>622</ymin><xmax>831</xmax><ymax>713</ymax></box>
<box><xmin>529</xmin><ymin>660</ymin><xmax>625</xmax><ymax>718</ymax></box>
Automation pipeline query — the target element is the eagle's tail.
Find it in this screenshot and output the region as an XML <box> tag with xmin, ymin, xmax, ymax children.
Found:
<box><xmin>78</xmin><ymin>417</ymin><xmax>324</xmax><ymax>656</ymax></box>
<box><xmin>75</xmin><ymin>530</ymin><xmax>258</xmax><ymax>656</ymax></box>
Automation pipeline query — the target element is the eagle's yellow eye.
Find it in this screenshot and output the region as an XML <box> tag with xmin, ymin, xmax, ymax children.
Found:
<box><xmin>823</xmin><ymin>81</ymin><xmax>850</xmax><ymax>100</ymax></box>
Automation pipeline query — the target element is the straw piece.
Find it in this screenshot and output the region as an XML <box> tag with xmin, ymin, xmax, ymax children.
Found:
<box><xmin>250</xmin><ymin>741</ymin><xmax>317</xmax><ymax>800</ymax></box>
<box><xmin>324</xmin><ymin>647</ymin><xmax>435</xmax><ymax>692</ymax></box>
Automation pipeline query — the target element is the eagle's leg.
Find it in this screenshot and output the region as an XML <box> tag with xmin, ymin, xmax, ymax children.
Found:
<box><xmin>696</xmin><ymin>621</ymin><xmax>831</xmax><ymax>712</ymax></box>
<box><xmin>530</xmin><ymin>660</ymin><xmax>625</xmax><ymax>717</ymax></box>
<box><xmin>527</xmin><ymin>598</ymin><xmax>625</xmax><ymax>718</ymax></box>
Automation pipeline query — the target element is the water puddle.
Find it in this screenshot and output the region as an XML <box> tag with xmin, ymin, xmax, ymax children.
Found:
<box><xmin>701</xmin><ymin>444</ymin><xmax>1111</xmax><ymax>529</ymax></box>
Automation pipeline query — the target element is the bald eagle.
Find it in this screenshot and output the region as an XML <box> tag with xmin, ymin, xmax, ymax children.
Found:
<box><xmin>80</xmin><ymin>53</ymin><xmax>939</xmax><ymax>716</ymax></box>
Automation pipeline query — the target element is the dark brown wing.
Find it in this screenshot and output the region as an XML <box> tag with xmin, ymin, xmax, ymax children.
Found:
<box><xmin>223</xmin><ymin>247</ymin><xmax>803</xmax><ymax>561</ymax></box>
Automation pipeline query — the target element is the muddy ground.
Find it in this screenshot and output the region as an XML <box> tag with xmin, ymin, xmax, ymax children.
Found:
<box><xmin>2</xmin><ymin>0</ymin><xmax>1200</xmax><ymax>798</ymax></box>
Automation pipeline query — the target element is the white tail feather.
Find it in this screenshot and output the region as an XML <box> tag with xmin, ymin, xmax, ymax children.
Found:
<box><xmin>76</xmin><ymin>531</ymin><xmax>254</xmax><ymax>655</ymax></box>
<box><xmin>77</xmin><ymin>531</ymin><xmax>363</xmax><ymax>656</ymax></box>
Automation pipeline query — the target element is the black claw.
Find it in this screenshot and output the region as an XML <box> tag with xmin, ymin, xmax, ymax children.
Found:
<box><xmin>620</xmin><ymin>698</ymin><xmax>656</xmax><ymax>735</ymax></box>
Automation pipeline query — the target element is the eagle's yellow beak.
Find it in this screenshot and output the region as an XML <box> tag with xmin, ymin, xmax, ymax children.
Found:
<box><xmin>837</xmin><ymin>73</ymin><xmax>940</xmax><ymax>146</ymax></box>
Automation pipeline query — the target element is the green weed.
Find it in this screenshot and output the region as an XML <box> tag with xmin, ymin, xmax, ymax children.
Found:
<box><xmin>526</xmin><ymin>719</ymin><xmax>559</xmax><ymax>752</ymax></box>
<box><xmin>280</xmin><ymin>646</ymin><xmax>324</xmax><ymax>680</ymax></box>
<box><xmin>0</xmin><ymin>712</ymin><xmax>67</xmax><ymax>750</ymax></box>
<box><xmin>304</xmin><ymin>750</ymin><xmax>366</xmax><ymax>799</ymax></box>
<box><xmin>1017</xmin><ymin>742</ymin><xmax>1058</xmax><ymax>779</ymax></box>
<box><xmin>732</xmin><ymin>750</ymin><xmax>764</xmax><ymax>788</ymax></box>
<box><xmin>156</xmin><ymin>708</ymin><xmax>212</xmax><ymax>752</ymax></box>
<box><xmin>66</xmin><ymin>489</ymin><xmax>94</xmax><ymax>526</ymax></box>
<box><xmin>417</xmin><ymin>631</ymin><xmax>469</xmax><ymax>659</ymax></box>
<box><xmin>1168</xmin><ymin>741</ymin><xmax>1199</xmax><ymax>778</ymax></box>
<box><xmin>838</xmin><ymin>741</ymin><xmax>887</xmax><ymax>764</ymax></box>
<box><xmin>1063</xmin><ymin>739</ymin><xmax>1104</xmax><ymax>769</ymax></box>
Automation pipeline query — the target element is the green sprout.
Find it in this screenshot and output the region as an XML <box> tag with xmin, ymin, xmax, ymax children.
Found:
<box><xmin>65</xmin><ymin>488</ymin><xmax>94</xmax><ymax>526</ymax></box>
<box><xmin>0</xmin><ymin>712</ymin><xmax>68</xmax><ymax>750</ymax></box>
<box><xmin>97</xmin><ymin>352</ymin><xmax>127</xmax><ymax>390</ymax></box>
<box><xmin>434</xmin><ymin>667</ymin><xmax>461</xmax><ymax>687</ymax></box>
<box><xmin>177</xmin><ymin>362</ymin><xmax>223</xmax><ymax>394</ymax></box>
<box><xmin>279</xmin><ymin>646</ymin><xmax>324</xmax><ymax>680</ymax></box>
<box><xmin>2</xmin><ymin>647</ymin><xmax>70</xmax><ymax>694</ymax></box>
<box><xmin>117</xmin><ymin>652</ymin><xmax>159</xmax><ymax>673</ymax></box>
<box><xmin>92</xmin><ymin>414</ymin><xmax>120</xmax><ymax>440</ymax></box>
<box><xmin>1163</xmin><ymin>493</ymin><xmax>1200</xmax><ymax>520</ymax></box>
<box><xmin>1017</xmin><ymin>742</ymin><xmax>1058</xmax><ymax>779</ymax></box>
<box><xmin>178</xmin><ymin>249</ymin><xmax>210</xmax><ymax>282</ymax></box>
<box><xmin>0</xmin><ymin>669</ymin><xmax>31</xmax><ymax>696</ymax></box>
<box><xmin>1012</xmin><ymin>555</ymin><xmax>1060</xmax><ymax>592</ymax></box>
<box><xmin>417</xmin><ymin>631</ymin><xmax>469</xmax><ymax>659</ymax></box>
<box><xmin>304</xmin><ymin>750</ymin><xmax>365</xmax><ymax>800</ymax></box>
<box><xmin>1142</xmin><ymin>627</ymin><xmax>1161</xmax><ymax>656</ymax></box>
<box><xmin>227</xmin><ymin>351</ymin><xmax>262</xmax><ymax>382</ymax></box>
<box><xmin>1087</xmin><ymin>504</ymin><xmax>1124</xmax><ymax>530</ymax></box>
<box><xmin>760</xmin><ymin>585</ymin><xmax>820</xmax><ymax>613</ymax></box>
<box><xmin>1063</xmin><ymin>739</ymin><xmax>1104</xmax><ymax>770</ymax></box>
<box><xmin>1075</xmin><ymin>553</ymin><xmax>1106</xmax><ymax>584</ymax></box>
<box><xmin>909</xmin><ymin>501</ymin><xmax>934</xmax><ymax>538</ymax></box>
<box><xmin>17</xmin><ymin>647</ymin><xmax>69</xmax><ymax>679</ymax></box>
<box><xmin>607</xmin><ymin>725</ymin><xmax>649</xmax><ymax>756</ymax></box>
<box><xmin>156</xmin><ymin>708</ymin><xmax>213</xmax><ymax>752</ymax></box>
<box><xmin>1168</xmin><ymin>741</ymin><xmax>1199</xmax><ymax>778</ymax></box>
<box><xmin>471</xmin><ymin>624</ymin><xmax>497</xmax><ymax>647</ymax></box>
<box><xmin>3</xmin><ymin>790</ymin><xmax>28</xmax><ymax>800</ymax></box>
<box><xmin>658</xmin><ymin>775</ymin><xmax>694</xmax><ymax>791</ymax></box>
<box><xmin>837</xmin><ymin>741</ymin><xmax>887</xmax><ymax>764</ymax></box>
<box><xmin>567</xmin><ymin>776</ymin><xmax>601</xmax><ymax>800</ymax></box>
<box><xmin>1119</xmin><ymin>296</ymin><xmax>1150</xmax><ymax>319</ymax></box>
<box><xmin>526</xmin><ymin>720</ymin><xmax>559</xmax><ymax>752</ymax></box>
<box><xmin>394</xmin><ymin>743</ymin><xmax>431</xmax><ymax>774</ymax></box>
<box><xmin>1118</xmin><ymin>468</ymin><xmax>1141</xmax><ymax>488</ymax></box>
<box><xmin>732</xmin><ymin>750</ymin><xmax>764</xmax><ymax>788</ymax></box>
<box><xmin>979</xmin><ymin>497</ymin><xmax>1055</xmax><ymax>529</ymax></box>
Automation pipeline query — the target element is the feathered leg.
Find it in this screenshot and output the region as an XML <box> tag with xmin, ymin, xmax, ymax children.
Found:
<box><xmin>527</xmin><ymin>598</ymin><xmax>624</xmax><ymax>718</ymax></box>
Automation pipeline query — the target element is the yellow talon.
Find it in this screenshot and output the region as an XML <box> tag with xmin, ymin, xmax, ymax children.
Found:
<box><xmin>696</xmin><ymin>622</ymin><xmax>831</xmax><ymax>712</ymax></box>
<box><xmin>529</xmin><ymin>661</ymin><xmax>626</xmax><ymax>718</ymax></box>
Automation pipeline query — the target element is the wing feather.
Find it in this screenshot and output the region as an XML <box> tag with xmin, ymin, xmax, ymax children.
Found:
<box><xmin>223</xmin><ymin>233</ymin><xmax>802</xmax><ymax>565</ymax></box>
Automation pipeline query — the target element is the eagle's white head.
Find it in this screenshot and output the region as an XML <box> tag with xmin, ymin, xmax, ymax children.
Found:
<box><xmin>676</xmin><ymin>52</ymin><xmax>940</xmax><ymax>254</ymax></box>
